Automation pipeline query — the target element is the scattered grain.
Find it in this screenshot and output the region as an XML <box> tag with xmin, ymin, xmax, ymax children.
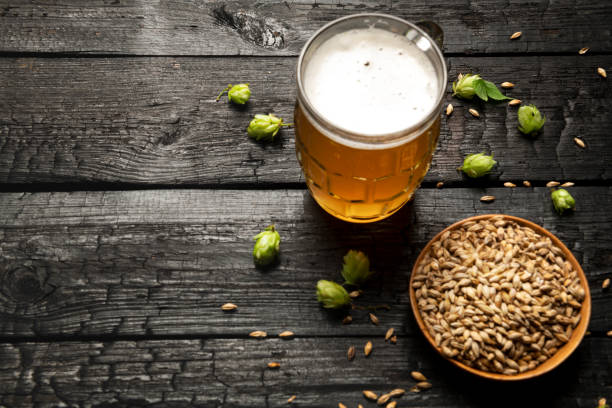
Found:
<box><xmin>348</xmin><ymin>345</ymin><xmax>356</xmax><ymax>361</ymax></box>
<box><xmin>390</xmin><ymin>335</ymin><xmax>397</xmax><ymax>344</ymax></box>
<box><xmin>602</xmin><ymin>278</ymin><xmax>610</xmax><ymax>290</ymax></box>
<box><xmin>523</xmin><ymin>180</ymin><xmax>531</xmax><ymax>187</ymax></box>
<box><xmin>388</xmin><ymin>389</ymin><xmax>405</xmax><ymax>397</ymax></box>
<box><xmin>504</xmin><ymin>182</ymin><xmax>516</xmax><ymax>188</ymax></box>
<box><xmin>607</xmin><ymin>330</ymin><xmax>612</xmax><ymax>337</ymax></box>
<box><xmin>574</xmin><ymin>137</ymin><xmax>586</xmax><ymax>148</ymax></box>
<box><xmin>385</xmin><ymin>328</ymin><xmax>395</xmax><ymax>341</ymax></box>
<box><xmin>370</xmin><ymin>313</ymin><xmax>380</xmax><ymax>325</ymax></box>
<box><xmin>446</xmin><ymin>104</ymin><xmax>454</xmax><ymax>116</ymax></box>
<box><xmin>469</xmin><ymin>108</ymin><xmax>480</xmax><ymax>118</ymax></box>
<box><xmin>287</xmin><ymin>395</ymin><xmax>296</xmax><ymax>403</ymax></box>
<box><xmin>579</xmin><ymin>47</ymin><xmax>589</xmax><ymax>55</ymax></box>
<box><xmin>386</xmin><ymin>402</ymin><xmax>397</xmax><ymax>408</ymax></box>
<box><xmin>279</xmin><ymin>331</ymin><xmax>294</xmax><ymax>338</ymax></box>
<box><xmin>417</xmin><ymin>381</ymin><xmax>432</xmax><ymax>389</ymax></box>
<box><xmin>436</xmin><ymin>181</ymin><xmax>444</xmax><ymax>189</ymax></box>
<box><xmin>349</xmin><ymin>290</ymin><xmax>362</xmax><ymax>299</ymax></box>
<box><xmin>221</xmin><ymin>303</ymin><xmax>238</xmax><ymax>311</ymax></box>
<box><xmin>365</xmin><ymin>341</ymin><xmax>373</xmax><ymax>357</ymax></box>
<box><xmin>598</xmin><ymin>67</ymin><xmax>607</xmax><ymax>78</ymax></box>
<box><xmin>267</xmin><ymin>362</ymin><xmax>280</xmax><ymax>369</ymax></box>
<box><xmin>509</xmin><ymin>99</ymin><xmax>522</xmax><ymax>106</ymax></box>
<box><xmin>377</xmin><ymin>393</ymin><xmax>391</xmax><ymax>405</ymax></box>
<box><xmin>343</xmin><ymin>316</ymin><xmax>353</xmax><ymax>325</ymax></box>
<box><xmin>480</xmin><ymin>195</ymin><xmax>495</xmax><ymax>203</ymax></box>
<box><xmin>339</xmin><ymin>403</ymin><xmax>347</xmax><ymax>408</ymax></box>
<box><xmin>561</xmin><ymin>182</ymin><xmax>575</xmax><ymax>188</ymax></box>
<box><xmin>411</xmin><ymin>371</ymin><xmax>427</xmax><ymax>382</ymax></box>
<box><xmin>249</xmin><ymin>331</ymin><xmax>267</xmax><ymax>338</ymax></box>
<box><xmin>546</xmin><ymin>181</ymin><xmax>560</xmax><ymax>187</ymax></box>
<box><xmin>501</xmin><ymin>82</ymin><xmax>515</xmax><ymax>88</ymax></box>
<box><xmin>409</xmin><ymin>386</ymin><xmax>420</xmax><ymax>393</ymax></box>
<box><xmin>510</xmin><ymin>31</ymin><xmax>522</xmax><ymax>40</ymax></box>
<box><xmin>363</xmin><ymin>390</ymin><xmax>378</xmax><ymax>401</ymax></box>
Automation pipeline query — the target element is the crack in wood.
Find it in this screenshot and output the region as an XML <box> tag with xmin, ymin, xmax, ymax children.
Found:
<box><xmin>211</xmin><ymin>4</ymin><xmax>287</xmax><ymax>49</ymax></box>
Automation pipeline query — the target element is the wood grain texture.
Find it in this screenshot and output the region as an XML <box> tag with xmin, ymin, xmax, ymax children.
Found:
<box><xmin>1</xmin><ymin>56</ymin><xmax>611</xmax><ymax>186</ymax></box>
<box><xmin>1</xmin><ymin>0</ymin><xmax>611</xmax><ymax>56</ymax></box>
<box><xmin>0</xmin><ymin>337</ymin><xmax>609</xmax><ymax>407</ymax></box>
<box><xmin>0</xmin><ymin>188</ymin><xmax>610</xmax><ymax>338</ymax></box>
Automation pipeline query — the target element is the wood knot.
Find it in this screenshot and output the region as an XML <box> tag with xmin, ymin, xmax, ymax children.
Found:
<box><xmin>212</xmin><ymin>4</ymin><xmax>287</xmax><ymax>49</ymax></box>
<box><xmin>1</xmin><ymin>264</ymin><xmax>51</xmax><ymax>304</ymax></box>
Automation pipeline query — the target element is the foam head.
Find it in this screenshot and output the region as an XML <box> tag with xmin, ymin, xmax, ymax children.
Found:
<box><xmin>303</xmin><ymin>27</ymin><xmax>440</xmax><ymax>136</ymax></box>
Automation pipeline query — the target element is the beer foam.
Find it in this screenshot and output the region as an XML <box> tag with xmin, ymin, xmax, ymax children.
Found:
<box><xmin>303</xmin><ymin>27</ymin><xmax>439</xmax><ymax>135</ymax></box>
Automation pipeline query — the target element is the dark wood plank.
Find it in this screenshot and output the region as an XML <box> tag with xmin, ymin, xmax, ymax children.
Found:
<box><xmin>0</xmin><ymin>337</ymin><xmax>609</xmax><ymax>407</ymax></box>
<box><xmin>1</xmin><ymin>56</ymin><xmax>611</xmax><ymax>186</ymax></box>
<box><xmin>0</xmin><ymin>187</ymin><xmax>610</xmax><ymax>338</ymax></box>
<box><xmin>1</xmin><ymin>1</ymin><xmax>611</xmax><ymax>56</ymax></box>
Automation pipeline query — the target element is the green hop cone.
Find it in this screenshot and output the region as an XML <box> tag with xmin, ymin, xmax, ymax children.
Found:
<box><xmin>551</xmin><ymin>189</ymin><xmax>576</xmax><ymax>215</ymax></box>
<box><xmin>459</xmin><ymin>153</ymin><xmax>497</xmax><ymax>178</ymax></box>
<box><xmin>452</xmin><ymin>73</ymin><xmax>481</xmax><ymax>99</ymax></box>
<box><xmin>316</xmin><ymin>280</ymin><xmax>351</xmax><ymax>309</ymax></box>
<box><xmin>341</xmin><ymin>250</ymin><xmax>374</xmax><ymax>286</ymax></box>
<box><xmin>228</xmin><ymin>83</ymin><xmax>251</xmax><ymax>104</ymax></box>
<box><xmin>517</xmin><ymin>104</ymin><xmax>546</xmax><ymax>136</ymax></box>
<box><xmin>247</xmin><ymin>114</ymin><xmax>289</xmax><ymax>142</ymax></box>
<box><xmin>253</xmin><ymin>225</ymin><xmax>281</xmax><ymax>266</ymax></box>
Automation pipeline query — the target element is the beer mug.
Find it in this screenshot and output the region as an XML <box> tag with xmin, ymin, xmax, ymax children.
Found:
<box><xmin>295</xmin><ymin>14</ymin><xmax>447</xmax><ymax>223</ymax></box>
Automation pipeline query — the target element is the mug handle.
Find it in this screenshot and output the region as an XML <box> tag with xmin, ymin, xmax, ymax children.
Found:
<box><xmin>416</xmin><ymin>21</ymin><xmax>444</xmax><ymax>50</ymax></box>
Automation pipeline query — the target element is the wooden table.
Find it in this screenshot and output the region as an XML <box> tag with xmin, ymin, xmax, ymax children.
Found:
<box><xmin>0</xmin><ymin>1</ymin><xmax>611</xmax><ymax>407</ymax></box>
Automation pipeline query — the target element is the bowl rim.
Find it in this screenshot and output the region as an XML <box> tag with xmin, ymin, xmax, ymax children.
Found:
<box><xmin>408</xmin><ymin>214</ymin><xmax>592</xmax><ymax>381</ymax></box>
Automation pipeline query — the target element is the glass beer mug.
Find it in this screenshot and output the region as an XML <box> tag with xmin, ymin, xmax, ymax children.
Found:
<box><xmin>294</xmin><ymin>14</ymin><xmax>447</xmax><ymax>223</ymax></box>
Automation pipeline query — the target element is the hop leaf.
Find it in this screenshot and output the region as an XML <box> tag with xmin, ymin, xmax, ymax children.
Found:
<box><xmin>228</xmin><ymin>83</ymin><xmax>251</xmax><ymax>104</ymax></box>
<box><xmin>341</xmin><ymin>250</ymin><xmax>374</xmax><ymax>286</ymax></box>
<box><xmin>253</xmin><ymin>225</ymin><xmax>281</xmax><ymax>266</ymax></box>
<box><xmin>316</xmin><ymin>280</ymin><xmax>351</xmax><ymax>309</ymax></box>
<box><xmin>518</xmin><ymin>104</ymin><xmax>546</xmax><ymax>136</ymax></box>
<box><xmin>247</xmin><ymin>114</ymin><xmax>287</xmax><ymax>142</ymax></box>
<box><xmin>459</xmin><ymin>153</ymin><xmax>497</xmax><ymax>178</ymax></box>
<box><xmin>551</xmin><ymin>189</ymin><xmax>576</xmax><ymax>215</ymax></box>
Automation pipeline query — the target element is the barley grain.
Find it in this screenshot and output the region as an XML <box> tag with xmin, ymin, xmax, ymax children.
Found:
<box><xmin>370</xmin><ymin>313</ymin><xmax>380</xmax><ymax>325</ymax></box>
<box><xmin>574</xmin><ymin>138</ymin><xmax>586</xmax><ymax>148</ymax></box>
<box><xmin>385</xmin><ymin>328</ymin><xmax>395</xmax><ymax>341</ymax></box>
<box><xmin>388</xmin><ymin>389</ymin><xmax>405</xmax><ymax>397</ymax></box>
<box><xmin>363</xmin><ymin>390</ymin><xmax>378</xmax><ymax>400</ymax></box>
<box><xmin>347</xmin><ymin>345</ymin><xmax>356</xmax><ymax>361</ymax></box>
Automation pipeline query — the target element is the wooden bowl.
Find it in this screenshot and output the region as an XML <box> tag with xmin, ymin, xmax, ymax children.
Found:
<box><xmin>409</xmin><ymin>214</ymin><xmax>591</xmax><ymax>381</ymax></box>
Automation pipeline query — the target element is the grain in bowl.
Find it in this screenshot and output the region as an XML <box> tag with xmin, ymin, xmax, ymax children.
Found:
<box><xmin>410</xmin><ymin>215</ymin><xmax>590</xmax><ymax>379</ymax></box>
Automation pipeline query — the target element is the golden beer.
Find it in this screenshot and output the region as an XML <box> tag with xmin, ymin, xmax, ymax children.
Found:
<box><xmin>295</xmin><ymin>14</ymin><xmax>447</xmax><ymax>223</ymax></box>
